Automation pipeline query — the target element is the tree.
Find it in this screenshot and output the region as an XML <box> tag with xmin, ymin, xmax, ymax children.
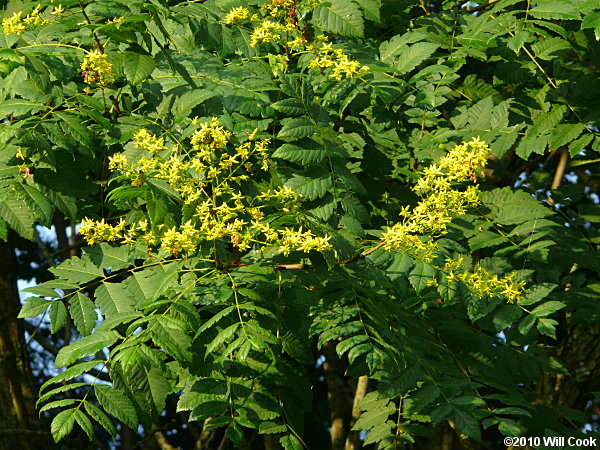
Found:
<box><xmin>1</xmin><ymin>0</ymin><xmax>600</xmax><ymax>448</ymax></box>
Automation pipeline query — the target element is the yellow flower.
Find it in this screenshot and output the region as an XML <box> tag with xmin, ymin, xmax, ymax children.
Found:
<box><xmin>381</xmin><ymin>138</ymin><xmax>525</xmax><ymax>302</ymax></box>
<box><xmin>190</xmin><ymin>118</ymin><xmax>232</xmax><ymax>152</ymax></box>
<box><xmin>51</xmin><ymin>5</ymin><xmax>65</xmax><ymax>16</ymax></box>
<box><xmin>2</xmin><ymin>12</ymin><xmax>27</xmax><ymax>35</ymax></box>
<box><xmin>286</xmin><ymin>37</ymin><xmax>305</xmax><ymax>49</ymax></box>
<box><xmin>250</xmin><ymin>20</ymin><xmax>286</xmax><ymax>47</ymax></box>
<box><xmin>308</xmin><ymin>46</ymin><xmax>369</xmax><ymax>80</ymax></box>
<box><xmin>23</xmin><ymin>5</ymin><xmax>48</xmax><ymax>26</ymax></box>
<box><xmin>108</xmin><ymin>153</ymin><xmax>128</xmax><ymax>171</ymax></box>
<box><xmin>86</xmin><ymin>113</ymin><xmax>332</xmax><ymax>260</ymax></box>
<box><xmin>81</xmin><ymin>49</ymin><xmax>113</xmax><ymax>86</ymax></box>
<box><xmin>224</xmin><ymin>7</ymin><xmax>250</xmax><ymax>25</ymax></box>
<box><xmin>279</xmin><ymin>227</ymin><xmax>332</xmax><ymax>255</ymax></box>
<box><xmin>133</xmin><ymin>129</ymin><xmax>168</xmax><ymax>154</ymax></box>
<box><xmin>106</xmin><ymin>17</ymin><xmax>125</xmax><ymax>24</ymax></box>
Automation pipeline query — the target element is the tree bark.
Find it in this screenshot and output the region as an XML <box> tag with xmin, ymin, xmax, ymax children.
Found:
<box><xmin>537</xmin><ymin>322</ymin><xmax>600</xmax><ymax>413</ymax></box>
<box><xmin>0</xmin><ymin>239</ymin><xmax>49</xmax><ymax>449</ymax></box>
<box><xmin>322</xmin><ymin>341</ymin><xmax>351</xmax><ymax>450</ymax></box>
<box><xmin>264</xmin><ymin>434</ymin><xmax>282</xmax><ymax>450</ymax></box>
<box><xmin>345</xmin><ymin>375</ymin><xmax>368</xmax><ymax>450</ymax></box>
<box><xmin>424</xmin><ymin>423</ymin><xmax>459</xmax><ymax>450</ymax></box>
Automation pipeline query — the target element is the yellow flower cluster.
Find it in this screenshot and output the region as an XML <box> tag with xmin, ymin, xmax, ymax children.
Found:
<box><xmin>51</xmin><ymin>5</ymin><xmax>64</xmax><ymax>16</ymax></box>
<box><xmin>2</xmin><ymin>5</ymin><xmax>50</xmax><ymax>35</ymax></box>
<box><xmin>250</xmin><ymin>20</ymin><xmax>291</xmax><ymax>47</ymax></box>
<box><xmin>413</xmin><ymin>137</ymin><xmax>489</xmax><ymax>195</ymax></box>
<box><xmin>382</xmin><ymin>138</ymin><xmax>525</xmax><ymax>302</ymax></box>
<box><xmin>223</xmin><ymin>1</ymin><xmax>367</xmax><ymax>81</ymax></box>
<box><xmin>79</xmin><ymin>218</ymin><xmax>127</xmax><ymax>245</ymax></box>
<box><xmin>224</xmin><ymin>7</ymin><xmax>250</xmax><ymax>25</ymax></box>
<box><xmin>133</xmin><ymin>129</ymin><xmax>168</xmax><ymax>154</ymax></box>
<box><xmin>191</xmin><ymin>117</ymin><xmax>232</xmax><ymax>152</ymax></box>
<box><xmin>435</xmin><ymin>256</ymin><xmax>525</xmax><ymax>303</ymax></box>
<box><xmin>382</xmin><ymin>138</ymin><xmax>489</xmax><ymax>259</ymax></box>
<box><xmin>307</xmin><ymin>42</ymin><xmax>370</xmax><ymax>81</ymax></box>
<box><xmin>81</xmin><ymin>49</ymin><xmax>113</xmax><ymax>86</ymax></box>
<box><xmin>79</xmin><ymin>118</ymin><xmax>331</xmax><ymax>258</ymax></box>
<box><xmin>106</xmin><ymin>16</ymin><xmax>125</xmax><ymax>24</ymax></box>
<box><xmin>161</xmin><ymin>221</ymin><xmax>200</xmax><ymax>255</ymax></box>
<box><xmin>261</xmin><ymin>0</ymin><xmax>317</xmax><ymax>20</ymax></box>
<box><xmin>107</xmin><ymin>153</ymin><xmax>128</xmax><ymax>171</ymax></box>
<box><xmin>2</xmin><ymin>12</ymin><xmax>27</xmax><ymax>35</ymax></box>
<box><xmin>279</xmin><ymin>227</ymin><xmax>331</xmax><ymax>256</ymax></box>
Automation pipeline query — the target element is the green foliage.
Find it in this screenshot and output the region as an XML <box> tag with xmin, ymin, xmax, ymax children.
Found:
<box><xmin>2</xmin><ymin>0</ymin><xmax>600</xmax><ymax>447</ymax></box>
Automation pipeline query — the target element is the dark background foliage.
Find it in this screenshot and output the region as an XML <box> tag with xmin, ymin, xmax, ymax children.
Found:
<box><xmin>1</xmin><ymin>0</ymin><xmax>600</xmax><ymax>449</ymax></box>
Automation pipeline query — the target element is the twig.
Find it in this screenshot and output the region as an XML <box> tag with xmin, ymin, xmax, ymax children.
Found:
<box><xmin>153</xmin><ymin>426</ymin><xmax>178</xmax><ymax>450</ymax></box>
<box><xmin>465</xmin><ymin>0</ymin><xmax>502</xmax><ymax>13</ymax></box>
<box><xmin>33</xmin><ymin>229</ymin><xmax>55</xmax><ymax>267</ymax></box>
<box><xmin>418</xmin><ymin>0</ymin><xmax>431</xmax><ymax>16</ymax></box>
<box><xmin>49</xmin><ymin>239</ymin><xmax>86</xmax><ymax>259</ymax></box>
<box><xmin>547</xmin><ymin>147</ymin><xmax>569</xmax><ymax>206</ymax></box>
<box><xmin>195</xmin><ymin>425</ymin><xmax>215</xmax><ymax>449</ymax></box>
<box><xmin>23</xmin><ymin>321</ymin><xmax>60</xmax><ymax>354</ymax></box>
<box><xmin>338</xmin><ymin>242</ymin><xmax>385</xmax><ymax>266</ymax></box>
<box><xmin>551</xmin><ymin>147</ymin><xmax>569</xmax><ymax>191</ymax></box>
<box><xmin>77</xmin><ymin>0</ymin><xmax>103</xmax><ymax>51</ymax></box>
<box><xmin>274</xmin><ymin>241</ymin><xmax>386</xmax><ymax>271</ymax></box>
<box><xmin>274</xmin><ymin>263</ymin><xmax>307</xmax><ymax>271</ymax></box>
<box><xmin>516</xmin><ymin>34</ymin><xmax>599</xmax><ymax>137</ymax></box>
<box><xmin>449</xmin><ymin>0</ymin><xmax>470</xmax><ymax>9</ymax></box>
<box><xmin>217</xmin><ymin>434</ymin><xmax>229</xmax><ymax>450</ymax></box>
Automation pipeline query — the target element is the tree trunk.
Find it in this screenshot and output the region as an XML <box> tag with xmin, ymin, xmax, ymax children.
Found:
<box><xmin>322</xmin><ymin>341</ymin><xmax>351</xmax><ymax>450</ymax></box>
<box><xmin>0</xmin><ymin>239</ymin><xmax>49</xmax><ymax>449</ymax></box>
<box><xmin>345</xmin><ymin>375</ymin><xmax>368</xmax><ymax>450</ymax></box>
<box><xmin>537</xmin><ymin>322</ymin><xmax>600</xmax><ymax>415</ymax></box>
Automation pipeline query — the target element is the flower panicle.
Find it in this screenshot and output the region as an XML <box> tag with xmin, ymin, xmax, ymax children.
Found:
<box><xmin>308</xmin><ymin>44</ymin><xmax>369</xmax><ymax>81</ymax></box>
<box><xmin>222</xmin><ymin>1</ymin><xmax>367</xmax><ymax>81</ymax></box>
<box><xmin>82</xmin><ymin>118</ymin><xmax>328</xmax><ymax>258</ymax></box>
<box><xmin>2</xmin><ymin>4</ymin><xmax>64</xmax><ymax>35</ymax></box>
<box><xmin>381</xmin><ymin>138</ymin><xmax>524</xmax><ymax>302</ymax></box>
<box><xmin>224</xmin><ymin>7</ymin><xmax>250</xmax><ymax>25</ymax></box>
<box><xmin>81</xmin><ymin>49</ymin><xmax>113</xmax><ymax>86</ymax></box>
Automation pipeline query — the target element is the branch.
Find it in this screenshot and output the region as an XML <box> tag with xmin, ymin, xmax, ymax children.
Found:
<box><xmin>338</xmin><ymin>242</ymin><xmax>384</xmax><ymax>266</ymax></box>
<box><xmin>322</xmin><ymin>341</ymin><xmax>350</xmax><ymax>450</ymax></box>
<box><xmin>573</xmin><ymin>169</ymin><xmax>600</xmax><ymax>193</ymax></box>
<box><xmin>448</xmin><ymin>0</ymin><xmax>470</xmax><ymax>9</ymax></box>
<box><xmin>274</xmin><ymin>241</ymin><xmax>385</xmax><ymax>271</ymax></box>
<box><xmin>24</xmin><ymin>322</ymin><xmax>111</xmax><ymax>382</ymax></box>
<box><xmin>274</xmin><ymin>263</ymin><xmax>308</xmax><ymax>271</ymax></box>
<box><xmin>153</xmin><ymin>426</ymin><xmax>178</xmax><ymax>450</ymax></box>
<box><xmin>0</xmin><ymin>428</ymin><xmax>50</xmax><ymax>437</ymax></box>
<box><xmin>465</xmin><ymin>0</ymin><xmax>501</xmax><ymax>13</ymax></box>
<box><xmin>551</xmin><ymin>147</ymin><xmax>569</xmax><ymax>191</ymax></box>
<box><xmin>195</xmin><ymin>426</ymin><xmax>215</xmax><ymax>449</ymax></box>
<box><xmin>77</xmin><ymin>0</ymin><xmax>103</xmax><ymax>50</ymax></box>
<box><xmin>49</xmin><ymin>239</ymin><xmax>86</xmax><ymax>259</ymax></box>
<box><xmin>345</xmin><ymin>376</ymin><xmax>369</xmax><ymax>450</ymax></box>
<box><xmin>33</xmin><ymin>229</ymin><xmax>55</xmax><ymax>268</ymax></box>
<box><xmin>88</xmin><ymin>368</ymin><xmax>111</xmax><ymax>383</ymax></box>
<box><xmin>23</xmin><ymin>321</ymin><xmax>60</xmax><ymax>355</ymax></box>
<box><xmin>418</xmin><ymin>0</ymin><xmax>431</xmax><ymax>16</ymax></box>
<box><xmin>217</xmin><ymin>434</ymin><xmax>229</xmax><ymax>450</ymax></box>
<box><xmin>547</xmin><ymin>147</ymin><xmax>569</xmax><ymax>206</ymax></box>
